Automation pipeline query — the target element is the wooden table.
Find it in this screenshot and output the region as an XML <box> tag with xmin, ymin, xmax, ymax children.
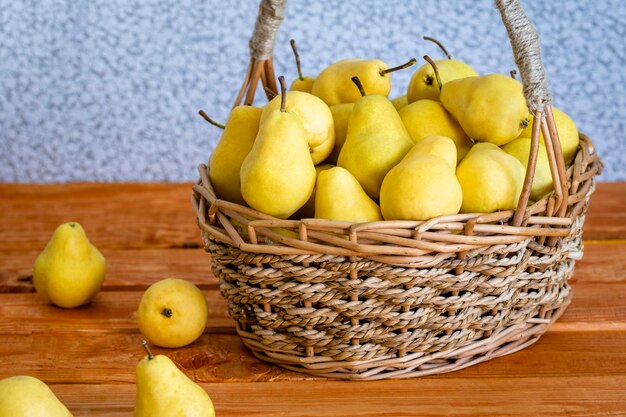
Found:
<box><xmin>1</xmin><ymin>182</ymin><xmax>625</xmax><ymax>416</ymax></box>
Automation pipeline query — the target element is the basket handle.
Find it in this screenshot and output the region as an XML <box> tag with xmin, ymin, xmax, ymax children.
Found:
<box><xmin>234</xmin><ymin>0</ymin><xmax>569</xmax><ymax>229</ymax></box>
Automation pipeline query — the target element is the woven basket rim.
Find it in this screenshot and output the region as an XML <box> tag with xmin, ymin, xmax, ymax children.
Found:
<box><xmin>192</xmin><ymin>134</ymin><xmax>603</xmax><ymax>263</ymax></box>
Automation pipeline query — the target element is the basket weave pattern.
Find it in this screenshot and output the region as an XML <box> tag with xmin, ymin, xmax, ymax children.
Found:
<box><xmin>192</xmin><ymin>135</ymin><xmax>602</xmax><ymax>379</ymax></box>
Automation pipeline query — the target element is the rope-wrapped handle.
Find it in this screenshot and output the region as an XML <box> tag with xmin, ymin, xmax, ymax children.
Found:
<box><xmin>236</xmin><ymin>0</ymin><xmax>568</xmax><ymax>233</ymax></box>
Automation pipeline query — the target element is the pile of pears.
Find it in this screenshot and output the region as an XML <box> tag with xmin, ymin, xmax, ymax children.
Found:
<box><xmin>207</xmin><ymin>38</ymin><xmax>580</xmax><ymax>224</ymax></box>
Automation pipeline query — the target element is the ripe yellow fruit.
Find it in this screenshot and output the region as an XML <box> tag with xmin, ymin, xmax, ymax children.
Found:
<box><xmin>518</xmin><ymin>107</ymin><xmax>580</xmax><ymax>165</ymax></box>
<box><xmin>33</xmin><ymin>222</ymin><xmax>106</xmax><ymax>309</ymax></box>
<box><xmin>137</xmin><ymin>279</ymin><xmax>208</xmax><ymax>348</ymax></box>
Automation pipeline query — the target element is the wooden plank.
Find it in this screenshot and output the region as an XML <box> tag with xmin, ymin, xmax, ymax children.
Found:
<box><xmin>583</xmin><ymin>182</ymin><xmax>626</xmax><ymax>240</ymax></box>
<box><xmin>0</xmin><ymin>248</ymin><xmax>216</xmax><ymax>293</ymax></box>
<box><xmin>0</xmin><ymin>182</ymin><xmax>624</xmax><ymax>251</ymax></box>
<box><xmin>0</xmin><ymin>183</ymin><xmax>201</xmax><ymax>251</ymax></box>
<box><xmin>1</xmin><ymin>288</ymin><xmax>625</xmax><ymax>384</ymax></box>
<box><xmin>1</xmin><ymin>242</ymin><xmax>624</xmax><ymax>294</ymax></box>
<box><xmin>47</xmin><ymin>377</ymin><xmax>626</xmax><ymax>417</ymax></box>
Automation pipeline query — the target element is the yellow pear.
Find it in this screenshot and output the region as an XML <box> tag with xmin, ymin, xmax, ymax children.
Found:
<box><xmin>440</xmin><ymin>74</ymin><xmax>530</xmax><ymax>146</ymax></box>
<box><xmin>261</xmin><ymin>91</ymin><xmax>334</xmax><ymax>164</ymax></box>
<box><xmin>456</xmin><ymin>143</ymin><xmax>526</xmax><ymax>213</ymax></box>
<box><xmin>292</xmin><ymin>164</ymin><xmax>334</xmax><ymax>219</ymax></box>
<box><xmin>406</xmin><ymin>135</ymin><xmax>457</xmax><ymax>171</ymax></box>
<box><xmin>208</xmin><ymin>106</ymin><xmax>262</xmax><ymax>205</ymax></box>
<box><xmin>241</xmin><ymin>82</ymin><xmax>316</xmax><ymax>219</ymax></box>
<box><xmin>407</xmin><ymin>59</ymin><xmax>477</xmax><ymax>103</ymax></box>
<box><xmin>380</xmin><ymin>138</ymin><xmax>462</xmax><ymax>221</ymax></box>
<box><xmin>137</xmin><ymin>278</ymin><xmax>208</xmax><ymax>348</ymax></box>
<box><xmin>289</xmin><ymin>39</ymin><xmax>315</xmax><ymax>93</ymax></box>
<box><xmin>315</xmin><ymin>167</ymin><xmax>383</xmax><ymax>222</ymax></box>
<box><xmin>0</xmin><ymin>376</ymin><xmax>73</xmax><ymax>417</ymax></box>
<box><xmin>391</xmin><ymin>94</ymin><xmax>408</xmax><ymax>110</ymax></box>
<box><xmin>311</xmin><ymin>57</ymin><xmax>416</xmax><ymax>106</ymax></box>
<box><xmin>502</xmin><ymin>138</ymin><xmax>554</xmax><ymax>201</ymax></box>
<box><xmin>33</xmin><ymin>222</ymin><xmax>106</xmax><ymax>309</ymax></box>
<box><xmin>337</xmin><ymin>77</ymin><xmax>413</xmax><ymax>199</ymax></box>
<box><xmin>518</xmin><ymin>107</ymin><xmax>580</xmax><ymax>164</ymax></box>
<box><xmin>135</xmin><ymin>342</ymin><xmax>215</xmax><ymax>417</ymax></box>
<box><xmin>325</xmin><ymin>102</ymin><xmax>354</xmax><ymax>164</ymax></box>
<box><xmin>399</xmin><ymin>99</ymin><xmax>473</xmax><ymax>161</ymax></box>
<box><xmin>290</xmin><ymin>77</ymin><xmax>314</xmax><ymax>93</ymax></box>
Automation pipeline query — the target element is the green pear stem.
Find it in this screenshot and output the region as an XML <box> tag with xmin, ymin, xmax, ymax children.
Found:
<box><xmin>264</xmin><ymin>86</ymin><xmax>277</xmax><ymax>99</ymax></box>
<box><xmin>423</xmin><ymin>55</ymin><xmax>443</xmax><ymax>91</ymax></box>
<box><xmin>142</xmin><ymin>340</ymin><xmax>154</xmax><ymax>360</ymax></box>
<box><xmin>198</xmin><ymin>110</ymin><xmax>225</xmax><ymax>130</ymax></box>
<box><xmin>423</xmin><ymin>36</ymin><xmax>452</xmax><ymax>60</ymax></box>
<box><xmin>510</xmin><ymin>69</ymin><xmax>517</xmax><ymax>79</ymax></box>
<box><xmin>278</xmin><ymin>75</ymin><xmax>287</xmax><ymax>112</ymax></box>
<box><xmin>379</xmin><ymin>58</ymin><xmax>417</xmax><ymax>76</ymax></box>
<box><xmin>290</xmin><ymin>39</ymin><xmax>304</xmax><ymax>81</ymax></box>
<box><xmin>351</xmin><ymin>76</ymin><xmax>366</xmax><ymax>96</ymax></box>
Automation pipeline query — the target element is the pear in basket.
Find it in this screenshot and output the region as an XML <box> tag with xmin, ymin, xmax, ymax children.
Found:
<box><xmin>436</xmin><ymin>56</ymin><xmax>530</xmax><ymax>146</ymax></box>
<box><xmin>315</xmin><ymin>166</ymin><xmax>382</xmax><ymax>222</ymax></box>
<box><xmin>325</xmin><ymin>102</ymin><xmax>354</xmax><ymax>165</ymax></box>
<box><xmin>399</xmin><ymin>99</ymin><xmax>473</xmax><ymax>162</ymax></box>
<box><xmin>391</xmin><ymin>95</ymin><xmax>408</xmax><ymax>110</ymax></box>
<box><xmin>380</xmin><ymin>136</ymin><xmax>462</xmax><ymax>221</ymax></box>
<box><xmin>407</xmin><ymin>36</ymin><xmax>477</xmax><ymax>103</ymax></box>
<box><xmin>261</xmin><ymin>90</ymin><xmax>334</xmax><ymax>164</ymax></box>
<box><xmin>456</xmin><ymin>143</ymin><xmax>525</xmax><ymax>213</ymax></box>
<box><xmin>288</xmin><ymin>39</ymin><xmax>315</xmax><ymax>93</ymax></box>
<box><xmin>206</xmin><ymin>106</ymin><xmax>262</xmax><ymax>205</ymax></box>
<box><xmin>292</xmin><ymin>164</ymin><xmax>334</xmax><ymax>219</ymax></box>
<box><xmin>337</xmin><ymin>77</ymin><xmax>413</xmax><ymax>199</ymax></box>
<box><xmin>240</xmin><ymin>77</ymin><xmax>316</xmax><ymax>219</ymax></box>
<box><xmin>312</xmin><ymin>57</ymin><xmax>417</xmax><ymax>106</ymax></box>
<box><xmin>517</xmin><ymin>106</ymin><xmax>580</xmax><ymax>164</ymax></box>
<box><xmin>502</xmin><ymin>138</ymin><xmax>554</xmax><ymax>201</ymax></box>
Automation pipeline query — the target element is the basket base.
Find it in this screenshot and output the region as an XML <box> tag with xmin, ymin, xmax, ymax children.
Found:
<box><xmin>236</xmin><ymin>300</ymin><xmax>569</xmax><ymax>380</ymax></box>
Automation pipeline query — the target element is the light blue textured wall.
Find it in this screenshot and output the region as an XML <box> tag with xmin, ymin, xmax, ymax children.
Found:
<box><xmin>1</xmin><ymin>0</ymin><xmax>624</xmax><ymax>182</ymax></box>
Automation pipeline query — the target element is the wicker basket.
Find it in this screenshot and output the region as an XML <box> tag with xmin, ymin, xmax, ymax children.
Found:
<box><xmin>191</xmin><ymin>0</ymin><xmax>603</xmax><ymax>380</ymax></box>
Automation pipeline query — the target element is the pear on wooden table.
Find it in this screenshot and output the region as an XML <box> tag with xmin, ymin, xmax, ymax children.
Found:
<box><xmin>0</xmin><ymin>375</ymin><xmax>73</xmax><ymax>417</ymax></box>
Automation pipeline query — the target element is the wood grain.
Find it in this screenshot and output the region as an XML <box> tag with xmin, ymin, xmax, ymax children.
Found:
<box><xmin>583</xmin><ymin>182</ymin><xmax>626</xmax><ymax>240</ymax></box>
<box><xmin>0</xmin><ymin>183</ymin><xmax>201</xmax><ymax>251</ymax></box>
<box><xmin>1</xmin><ymin>182</ymin><xmax>624</xmax><ymax>251</ymax></box>
<box><xmin>0</xmin><ymin>248</ymin><xmax>216</xmax><ymax>293</ymax></box>
<box><xmin>1</xmin><ymin>330</ymin><xmax>625</xmax><ymax>385</ymax></box>
<box><xmin>48</xmin><ymin>377</ymin><xmax>626</xmax><ymax>417</ymax></box>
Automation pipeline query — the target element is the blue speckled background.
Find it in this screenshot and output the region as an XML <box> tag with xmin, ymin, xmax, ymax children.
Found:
<box><xmin>1</xmin><ymin>0</ymin><xmax>624</xmax><ymax>182</ymax></box>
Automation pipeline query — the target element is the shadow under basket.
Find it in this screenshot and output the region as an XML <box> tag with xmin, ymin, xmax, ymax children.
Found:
<box><xmin>192</xmin><ymin>135</ymin><xmax>602</xmax><ymax>380</ymax></box>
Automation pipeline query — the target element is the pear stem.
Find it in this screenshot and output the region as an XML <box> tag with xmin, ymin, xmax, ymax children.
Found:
<box><xmin>161</xmin><ymin>308</ymin><xmax>173</xmax><ymax>318</ymax></box>
<box><xmin>290</xmin><ymin>39</ymin><xmax>304</xmax><ymax>81</ymax></box>
<box><xmin>379</xmin><ymin>58</ymin><xmax>417</xmax><ymax>76</ymax></box>
<box><xmin>264</xmin><ymin>86</ymin><xmax>277</xmax><ymax>100</ymax></box>
<box><xmin>510</xmin><ymin>69</ymin><xmax>517</xmax><ymax>79</ymax></box>
<box><xmin>351</xmin><ymin>76</ymin><xmax>366</xmax><ymax>96</ymax></box>
<box><xmin>423</xmin><ymin>36</ymin><xmax>452</xmax><ymax>60</ymax></box>
<box><xmin>142</xmin><ymin>340</ymin><xmax>154</xmax><ymax>360</ymax></box>
<box><xmin>423</xmin><ymin>55</ymin><xmax>443</xmax><ymax>91</ymax></box>
<box><xmin>278</xmin><ymin>75</ymin><xmax>287</xmax><ymax>112</ymax></box>
<box><xmin>198</xmin><ymin>110</ymin><xmax>225</xmax><ymax>130</ymax></box>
